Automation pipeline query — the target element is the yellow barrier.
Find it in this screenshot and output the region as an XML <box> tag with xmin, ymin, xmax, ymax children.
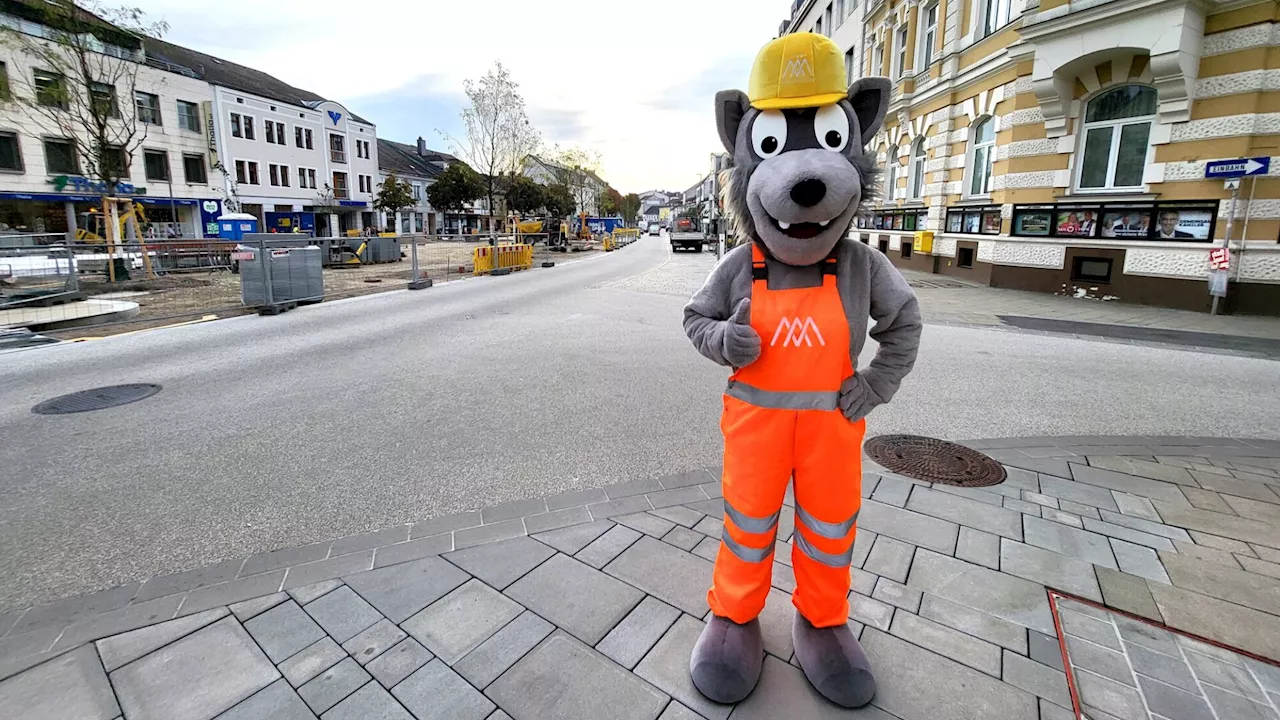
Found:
<box><xmin>473</xmin><ymin>244</ymin><xmax>534</xmax><ymax>275</ymax></box>
<box><xmin>614</xmin><ymin>228</ymin><xmax>640</xmax><ymax>240</ymax></box>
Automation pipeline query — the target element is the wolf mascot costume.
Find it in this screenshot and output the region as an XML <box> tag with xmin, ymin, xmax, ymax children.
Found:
<box><xmin>684</xmin><ymin>33</ymin><xmax>922</xmax><ymax>708</ymax></box>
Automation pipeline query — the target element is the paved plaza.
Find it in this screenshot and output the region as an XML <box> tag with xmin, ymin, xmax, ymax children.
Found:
<box><xmin>2</xmin><ymin>435</ymin><xmax>1279</xmax><ymax>719</ymax></box>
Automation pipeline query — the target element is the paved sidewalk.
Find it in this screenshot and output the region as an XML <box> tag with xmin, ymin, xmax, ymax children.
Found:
<box><xmin>2</xmin><ymin>436</ymin><xmax>1280</xmax><ymax>719</ymax></box>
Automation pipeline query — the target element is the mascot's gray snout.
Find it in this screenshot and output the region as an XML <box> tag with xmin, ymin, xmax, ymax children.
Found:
<box><xmin>746</xmin><ymin>148</ymin><xmax>864</xmax><ymax>261</ymax></box>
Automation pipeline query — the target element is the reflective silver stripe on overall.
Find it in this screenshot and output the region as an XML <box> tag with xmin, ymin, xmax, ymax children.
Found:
<box><xmin>795</xmin><ymin>505</ymin><xmax>858</xmax><ymax>541</ymax></box>
<box><xmin>725</xmin><ymin>380</ymin><xmax>840</xmax><ymax>412</ymax></box>
<box><xmin>793</xmin><ymin>531</ymin><xmax>856</xmax><ymax>568</ymax></box>
<box><xmin>720</xmin><ymin>528</ymin><xmax>776</xmax><ymax>563</ymax></box>
<box><xmin>724</xmin><ymin>501</ymin><xmax>780</xmax><ymax>535</ymax></box>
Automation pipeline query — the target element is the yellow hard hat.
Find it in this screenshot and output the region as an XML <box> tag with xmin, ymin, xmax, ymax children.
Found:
<box><xmin>749</xmin><ymin>32</ymin><xmax>848</xmax><ymax>110</ymax></box>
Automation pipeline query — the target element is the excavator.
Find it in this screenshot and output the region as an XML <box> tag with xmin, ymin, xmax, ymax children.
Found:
<box><xmin>76</xmin><ymin>202</ymin><xmax>150</xmax><ymax>245</ymax></box>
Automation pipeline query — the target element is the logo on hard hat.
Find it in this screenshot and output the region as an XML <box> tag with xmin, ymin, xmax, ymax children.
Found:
<box><xmin>771</xmin><ymin>317</ymin><xmax>825</xmax><ymax>347</ymax></box>
<box><xmin>782</xmin><ymin>54</ymin><xmax>815</xmax><ymax>82</ymax></box>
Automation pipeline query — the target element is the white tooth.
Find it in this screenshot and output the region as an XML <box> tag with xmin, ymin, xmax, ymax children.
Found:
<box><xmin>778</xmin><ymin>221</ymin><xmax>791</xmax><ymax>230</ymax></box>
<box><xmin>819</xmin><ymin>220</ymin><xmax>830</xmax><ymax>227</ymax></box>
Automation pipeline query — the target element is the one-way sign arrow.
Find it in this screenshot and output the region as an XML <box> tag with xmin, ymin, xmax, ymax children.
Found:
<box><xmin>1205</xmin><ymin>157</ymin><xmax>1270</xmax><ymax>178</ymax></box>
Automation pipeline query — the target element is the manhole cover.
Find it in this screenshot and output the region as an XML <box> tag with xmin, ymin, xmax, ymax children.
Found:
<box><xmin>864</xmin><ymin>435</ymin><xmax>1006</xmax><ymax>487</ymax></box>
<box><xmin>33</xmin><ymin>384</ymin><xmax>162</xmax><ymax>415</ymax></box>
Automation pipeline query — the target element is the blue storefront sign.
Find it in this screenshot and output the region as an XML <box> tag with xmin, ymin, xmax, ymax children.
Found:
<box><xmin>338</xmin><ymin>200</ymin><xmax>367</xmax><ymax>207</ymax></box>
<box><xmin>48</xmin><ymin>175</ymin><xmax>142</xmax><ymax>195</ymax></box>
<box><xmin>1204</xmin><ymin>157</ymin><xmax>1270</xmax><ymax>179</ymax></box>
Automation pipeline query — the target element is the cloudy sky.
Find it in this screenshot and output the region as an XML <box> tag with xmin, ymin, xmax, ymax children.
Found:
<box><xmin>131</xmin><ymin>0</ymin><xmax>789</xmax><ymax>195</ymax></box>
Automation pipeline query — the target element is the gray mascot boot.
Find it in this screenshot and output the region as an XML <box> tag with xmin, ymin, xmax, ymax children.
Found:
<box><xmin>690</xmin><ymin>615</ymin><xmax>764</xmax><ymax>704</ymax></box>
<box><xmin>792</xmin><ymin>614</ymin><xmax>877</xmax><ymax>708</ymax></box>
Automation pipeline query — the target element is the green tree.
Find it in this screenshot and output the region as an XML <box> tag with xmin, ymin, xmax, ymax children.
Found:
<box><xmin>373</xmin><ymin>172</ymin><xmax>416</xmax><ymax>230</ymax></box>
<box><xmin>620</xmin><ymin>193</ymin><xmax>641</xmax><ymax>225</ymax></box>
<box><xmin>427</xmin><ymin>163</ymin><xmax>484</xmax><ymax>212</ymax></box>
<box><xmin>503</xmin><ymin>175</ymin><xmax>546</xmax><ymax>215</ymax></box>
<box><xmin>541</xmin><ymin>183</ymin><xmax>575</xmax><ymax>221</ymax></box>
<box><xmin>598</xmin><ymin>187</ymin><xmax>622</xmax><ymax>216</ymax></box>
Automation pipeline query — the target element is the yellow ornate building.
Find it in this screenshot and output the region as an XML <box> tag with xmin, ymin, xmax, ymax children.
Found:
<box><xmin>784</xmin><ymin>0</ymin><xmax>1279</xmax><ymax>313</ymax></box>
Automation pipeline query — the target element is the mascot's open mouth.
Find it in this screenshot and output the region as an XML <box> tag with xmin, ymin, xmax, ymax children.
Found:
<box><xmin>770</xmin><ymin>216</ymin><xmax>833</xmax><ymax>239</ymax></box>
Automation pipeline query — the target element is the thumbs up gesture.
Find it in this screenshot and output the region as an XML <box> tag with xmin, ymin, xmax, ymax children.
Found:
<box><xmin>723</xmin><ymin>298</ymin><xmax>761</xmax><ymax>368</ymax></box>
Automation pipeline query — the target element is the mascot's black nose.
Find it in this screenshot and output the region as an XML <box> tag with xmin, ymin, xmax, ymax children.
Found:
<box><xmin>790</xmin><ymin>178</ymin><xmax>826</xmax><ymax>207</ymax></box>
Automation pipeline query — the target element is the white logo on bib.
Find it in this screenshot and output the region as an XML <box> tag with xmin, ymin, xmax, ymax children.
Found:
<box><xmin>771</xmin><ymin>317</ymin><xmax>825</xmax><ymax>347</ymax></box>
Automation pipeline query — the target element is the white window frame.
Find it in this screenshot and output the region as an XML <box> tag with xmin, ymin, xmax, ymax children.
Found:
<box><xmin>909</xmin><ymin>137</ymin><xmax>927</xmax><ymax>200</ymax></box>
<box><xmin>230</xmin><ymin>113</ymin><xmax>243</xmax><ymax>138</ymax></box>
<box><xmin>918</xmin><ymin>2</ymin><xmax>938</xmax><ymax>73</ymax></box>
<box><xmin>965</xmin><ymin>116</ymin><xmax>995</xmax><ymax>198</ymax></box>
<box><xmin>176</xmin><ymin>100</ymin><xmax>200</xmax><ymax>133</ymax></box>
<box><xmin>837</xmin><ymin>0</ymin><xmax>846</xmax><ymax>26</ymax></box>
<box><xmin>872</xmin><ymin>42</ymin><xmax>884</xmax><ymax>77</ymax></box>
<box><xmin>884</xmin><ymin>145</ymin><xmax>899</xmax><ymax>201</ymax></box>
<box><xmin>823</xmin><ymin>4</ymin><xmax>833</xmax><ymax>35</ymax></box>
<box><xmin>268</xmin><ymin>163</ymin><xmax>279</xmax><ymax>186</ymax></box>
<box><xmin>981</xmin><ymin>0</ymin><xmax>1014</xmax><ymax>39</ymax></box>
<box><xmin>894</xmin><ymin>25</ymin><xmax>909</xmax><ymax>79</ymax></box>
<box><xmin>280</xmin><ymin>164</ymin><xmax>290</xmax><ymax>187</ymax></box>
<box><xmin>1074</xmin><ymin>85</ymin><xmax>1157</xmax><ymax>194</ymax></box>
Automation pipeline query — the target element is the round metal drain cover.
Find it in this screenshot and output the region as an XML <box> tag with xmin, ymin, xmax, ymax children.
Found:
<box><xmin>33</xmin><ymin>384</ymin><xmax>162</xmax><ymax>415</ymax></box>
<box><xmin>865</xmin><ymin>435</ymin><xmax>1006</xmax><ymax>487</ymax></box>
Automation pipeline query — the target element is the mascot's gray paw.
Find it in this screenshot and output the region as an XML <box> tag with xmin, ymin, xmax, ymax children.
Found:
<box><xmin>690</xmin><ymin>615</ymin><xmax>764</xmax><ymax>704</ymax></box>
<box><xmin>722</xmin><ymin>298</ymin><xmax>761</xmax><ymax>368</ymax></box>
<box><xmin>792</xmin><ymin>614</ymin><xmax>877</xmax><ymax>708</ymax></box>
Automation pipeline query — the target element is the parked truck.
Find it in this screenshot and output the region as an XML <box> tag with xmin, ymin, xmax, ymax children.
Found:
<box><xmin>668</xmin><ymin>218</ymin><xmax>706</xmax><ymax>252</ymax></box>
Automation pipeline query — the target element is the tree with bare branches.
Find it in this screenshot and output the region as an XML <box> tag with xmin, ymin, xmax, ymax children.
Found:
<box><xmin>1</xmin><ymin>1</ymin><xmax>169</xmax><ymax>199</ymax></box>
<box><xmin>447</xmin><ymin>61</ymin><xmax>540</xmax><ymax>235</ymax></box>
<box><xmin>546</xmin><ymin>146</ymin><xmax>602</xmax><ymax>216</ymax></box>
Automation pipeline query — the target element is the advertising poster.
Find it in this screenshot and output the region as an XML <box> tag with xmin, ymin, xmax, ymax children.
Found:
<box><xmin>1101</xmin><ymin>210</ymin><xmax>1151</xmax><ymax>238</ymax></box>
<box><xmin>1055</xmin><ymin>209</ymin><xmax>1098</xmax><ymax>237</ymax></box>
<box><xmin>982</xmin><ymin>212</ymin><xmax>1001</xmax><ymax>234</ymax></box>
<box><xmin>199</xmin><ymin>199</ymin><xmax>222</xmax><ymax>237</ymax></box>
<box><xmin>947</xmin><ymin>213</ymin><xmax>963</xmax><ymax>233</ymax></box>
<box><xmin>1152</xmin><ymin>208</ymin><xmax>1212</xmax><ymax>240</ymax></box>
<box><xmin>1014</xmin><ymin>211</ymin><xmax>1051</xmax><ymax>236</ymax></box>
<box><xmin>963</xmin><ymin>212</ymin><xmax>981</xmax><ymax>234</ymax></box>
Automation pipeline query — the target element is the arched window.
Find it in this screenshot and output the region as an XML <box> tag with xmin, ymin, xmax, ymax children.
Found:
<box><xmin>1077</xmin><ymin>85</ymin><xmax>1157</xmax><ymax>191</ymax></box>
<box><xmin>885</xmin><ymin>144</ymin><xmax>898</xmax><ymax>200</ymax></box>
<box><xmin>967</xmin><ymin>117</ymin><xmax>994</xmax><ymax>197</ymax></box>
<box><xmin>909</xmin><ymin>137</ymin><xmax>927</xmax><ymax>200</ymax></box>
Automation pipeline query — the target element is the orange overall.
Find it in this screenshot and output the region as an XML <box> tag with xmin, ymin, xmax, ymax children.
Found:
<box><xmin>708</xmin><ymin>243</ymin><xmax>865</xmax><ymax>628</ymax></box>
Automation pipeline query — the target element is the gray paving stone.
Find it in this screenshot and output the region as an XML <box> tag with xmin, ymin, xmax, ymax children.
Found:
<box><xmin>1239</xmin><ymin>555</ymin><xmax>1280</xmax><ymax>579</ymax></box>
<box><xmin>289</xmin><ymin>580</ymin><xmax>344</xmax><ymax>605</ymax></box>
<box><xmin>1108</xmin><ymin>539</ymin><xmax>1169</xmax><ymax>584</ymax></box>
<box><xmin>454</xmin><ymin>519</ymin><xmax>526</xmax><ymax>550</ymax></box>
<box><xmin>111</xmin><ymin>617</ymin><xmax>279</xmax><ymax>720</ymax></box>
<box><xmin>650</xmin><ymin>505</ymin><xmax>704</xmax><ymax>528</ymax></box>
<box><xmin>849</xmin><ymin>592</ymin><xmax>894</xmax><ymax>631</ymax></box>
<box><xmin>283</xmin><ymin>551</ymin><xmax>374</xmax><ymax>591</ymax></box>
<box><xmin>179</xmin><ymin>570</ymin><xmax>286</xmax><ymax>616</ymax></box>
<box><xmin>1203</xmin><ymin>684</ymin><xmax>1280</xmax><ymax>720</ymax></box>
<box><xmin>771</xmin><ymin>560</ymin><xmax>796</xmax><ymax>593</ymax></box>
<box><xmin>279</xmin><ymin>637</ymin><xmax>346</xmax><ymax>687</ymax></box>
<box><xmin>1111</xmin><ymin>493</ymin><xmax>1162</xmax><ymax>523</ymax></box>
<box><xmin>401</xmin><ymin>579</ymin><xmax>524</xmax><ymax>664</ymax></box>
<box><xmin>410</xmin><ymin>511</ymin><xmax>480</xmax><ymax>539</ymax></box>
<box><xmin>1060</xmin><ymin>608</ymin><xmax>1121</xmax><ymax>650</ymax></box>
<box><xmin>864</xmin><ymin>535</ymin><xmax>915</xmax><ymax>583</ymax></box>
<box><xmin>136</xmin><ymin>558</ymin><xmax>243</xmax><ymax>603</ymax></box>
<box><xmin>699</xmin><ymin>483</ymin><xmax>723</xmax><ymax>500</ymax></box>
<box><xmin>241</xmin><ymin>543</ymin><xmax>330</xmax><ymax>578</ymax></box>
<box><xmin>1089</xmin><ymin>456</ymin><xmax>1198</xmax><ymax>486</ymax></box>
<box><xmin>488</xmin><ymin>712</ymin><xmax>514</xmax><ymax>720</ymax></box>
<box><xmin>851</xmin><ymin>567</ymin><xmax>878</xmax><ymax>596</ymax></box>
<box><xmin>999</xmin><ymin>540</ymin><xmax>1103</xmax><ymax>602</ymax></box>
<box><xmin>1098</xmin><ymin>509</ymin><xmax>1193</xmax><ymax>542</ymax></box>
<box><xmin>1115</xmin><ymin>614</ymin><xmax>1180</xmax><ymax>657</ymax></box>
<box><xmin>633</xmin><ymin>616</ymin><xmax>729</xmax><ymax>720</ymax></box>
<box><xmin>1004</xmin><ymin>497</ymin><xmax>1042</xmax><ymax>515</ymax></box>
<box><xmin>1136</xmin><ymin>675</ymin><xmax>1215</xmax><ymax>720</ymax></box>
<box><xmin>1081</xmin><ymin>518</ymin><xmax>1176</xmax><ymax>552</ymax></box>
<box><xmin>596</xmin><ymin>596</ymin><xmax>681</xmax><ymax>670</ymax></box>
<box><xmin>545</xmin><ymin>487</ymin><xmax>608</xmax><ymax>511</ymax></box>
<box><xmin>0</xmin><ymin>629</ymin><xmax>61</xmax><ymax>680</ymax></box>
<box><xmin>1096</xmin><ymin>567</ymin><xmax>1162</xmax><ymax>621</ymax></box>
<box><xmin>862</xmin><ymin>629</ymin><xmax>1037</xmax><ymax>720</ymax></box>
<box><xmin>938</xmin><ymin>484</ymin><xmax>1017</xmax><ymax>505</ymax></box>
<box><xmin>1040</xmin><ymin>507</ymin><xmax>1084</xmax><ymax>528</ymax></box>
<box><xmin>872</xmin><ymin>577</ymin><xmax>922</xmax><ymax>612</ymax></box>
<box><xmin>755</xmin><ymin>587</ymin><xmax>796</xmax><ymax>659</ymax></box>
<box><xmin>304</xmin><ymin>585</ymin><xmax>383</xmax><ymax>643</ymax></box>
<box><xmin>918</xmin><ymin>594</ymin><xmax>1028</xmax><ymax>653</ymax></box>
<box><xmin>1024</xmin><ymin>491</ymin><xmax>1060</xmax><ymax>509</ymax></box>
<box><xmin>955</xmin><ymin>526</ymin><xmax>999</xmax><ymax>569</ymax></box>
<box><xmin>1126</xmin><ymin>641</ymin><xmax>1197</xmax><ymax>691</ymax></box>
<box><xmin>656</xmin><ymin>701</ymin><xmax>705</xmax><ymax>720</ymax></box>
<box><xmin>443</xmin><ymin>536</ymin><xmax>555</xmax><ymax>590</ymax></box>
<box><xmin>1075</xmin><ymin>669</ymin><xmax>1148</xmax><ymax>720</ymax></box>
<box><xmin>691</xmin><ymin>536</ymin><xmax>719</xmax><ymax>562</ymax></box>
<box><xmin>1039</xmin><ymin>697</ymin><xmax>1075</xmax><ymax>720</ymax></box>
<box><xmin>1173</xmin><ymin>540</ymin><xmax>1243</xmax><ymax>568</ymax></box>
<box><xmin>0</xmin><ymin>644</ymin><xmax>119</xmax><ymax>720</ymax></box>
<box><xmin>1182</xmin><ymin>486</ymin><xmax>1237</xmax><ymax>513</ymax></box>
<box><xmin>850</xmin><ymin>529</ymin><xmax>876</xmax><ymax>568</ymax></box>
<box><xmin>330</xmin><ymin>526</ymin><xmax>410</xmax><ymax>557</ymax></box>
<box><xmin>373</xmin><ymin>534</ymin><xmax>454</xmax><ymax>568</ymax></box>
<box><xmin>1070</xmin><ymin>464</ymin><xmax>1190</xmax><ymax>505</ymax></box>
<box><xmin>889</xmin><ymin>611</ymin><xmax>1001</xmax><ymax>676</ymax></box>
<box><xmin>1160</xmin><ymin>551</ymin><xmax>1280</xmax><ymax>614</ymax></box>
<box><xmin>692</xmin><ymin>515</ymin><xmax>722</xmax><ymax>538</ymax></box>
<box><xmin>230</xmin><ymin>592</ymin><xmax>288</xmax><ymax>621</ymax></box>
<box><xmin>1039</xmin><ymin>476</ymin><xmax>1120</xmax><ymax>512</ymax></box>
<box><xmin>1028</xmin><ymin>629</ymin><xmax>1065</xmax><ymax>672</ymax></box>
<box><xmin>1000</xmin><ymin>457</ymin><xmax>1072</xmax><ymax>479</ymax></box>
<box><xmin>1185</xmin><ymin>648</ymin><xmax>1267</xmax><ymax>702</ymax></box>
<box><xmin>343</xmin><ymin>620</ymin><xmax>407</xmax><ymax>667</ymax></box>
<box><xmin>688</xmin><ymin>498</ymin><xmax>725</xmax><ymax>517</ymax></box>
<box><xmin>453</xmin><ymin>611</ymin><xmax>553</xmax><ymax>689</ymax></box>
<box><xmin>522</xmin><ymin>506</ymin><xmax>592</xmax><ymax>535</ymax></box>
<box><xmin>1154</xmin><ymin>501</ymin><xmax>1278</xmax><ymax>546</ymax></box>
<box><xmin>658</xmin><ymin>469</ymin><xmax>716</xmax><ymax>490</ymax></box>
<box><xmin>603</xmin><ymin>477</ymin><xmax>664</xmax><ymax>500</ymax></box>
<box><xmin>367</xmin><ymin>638</ymin><xmax>432</xmax><ymax>690</ymax></box>
<box><xmin>492</xmin><ymin>631</ymin><xmax>668</xmax><ymax>719</ymax></box>
<box><xmin>647</xmin><ymin>487</ymin><xmax>710</xmax><ymax>510</ymax></box>
<box><xmin>858</xmin><ymin>500</ymin><xmax>960</xmax><ymax>554</ymax></box>
<box><xmin>576</xmin><ymin>524</ymin><xmax>644</xmax><ymax>569</ymax></box>
<box><xmin>297</xmin><ymin>658</ymin><xmax>369</xmax><ymax>715</ymax></box>
<box><xmin>1003</xmin><ymin>649</ymin><xmax>1071</xmax><ymax>709</ymax></box>
<box><xmin>1059</xmin><ymin>499</ymin><xmax>1103</xmax><ymax>520</ymax></box>
<box><xmin>907</xmin><ymin>487</ymin><xmax>1023</xmax><ymax>540</ymax></box>
<box><xmin>617</xmin><ymin>511</ymin><xmax>678</xmax><ymax>538</ymax></box>
<box><xmin>871</xmin><ymin>475</ymin><xmax>913</xmax><ymax>506</ymax></box>
<box><xmin>95</xmin><ymin>607</ymin><xmax>228</xmax><ymax>672</ymax></box>
<box><xmin>589</xmin><ymin>496</ymin><xmax>654</xmax><ymax>520</ymax></box>
<box><xmin>481</xmin><ymin>497</ymin><xmax>548</xmax><ymax>524</ymax></box>
<box><xmin>1066</xmin><ymin>634</ymin><xmax>1132</xmax><ymax>685</ymax></box>
<box><xmin>321</xmin><ymin>680</ymin><xmax>413</xmax><ymax>720</ymax></box>
<box><xmin>344</xmin><ymin>557</ymin><xmax>469</xmax><ymax>623</ymax></box>
<box><xmin>662</xmin><ymin>525</ymin><xmax>703</xmax><ymax>551</ymax></box>
<box><xmin>605</xmin><ymin>536</ymin><xmax>714</xmax><ymax>616</ymax></box>
<box><xmin>216</xmin><ymin>678</ymin><xmax>314</xmax><ymax>720</ymax></box>
<box><xmin>729</xmin><ymin>654</ymin><xmax>898</xmax><ymax>720</ymax></box>
<box><xmin>1024</xmin><ymin>515</ymin><xmax>1118</xmax><ymax>569</ymax></box>
<box><xmin>1195</xmin><ymin>473</ymin><xmax>1280</xmax><ymax>503</ymax></box>
<box><xmin>1178</xmin><ymin>631</ymin><xmax>1252</xmax><ymax>666</ymax></box>
<box><xmin>52</xmin><ymin>594</ymin><xmax>185</xmax><ymax>651</ymax></box>
<box><xmin>532</xmin><ymin>519</ymin><xmax>613</xmax><ymax>555</ymax></box>
<box><xmin>507</xmin><ymin>552</ymin><xmax>643</xmax><ymax>644</ymax></box>
<box><xmin>1252</xmin><ymin>544</ymin><xmax>1280</xmax><ymax>564</ymax></box>
<box><xmin>245</xmin><ymin>601</ymin><xmax>326</xmax><ymax>663</ymax></box>
<box><xmin>907</xmin><ymin>550</ymin><xmax>1054</xmax><ymax>635</ymax></box>
<box><xmin>1190</xmin><ymin>530</ymin><xmax>1256</xmax><ymax>555</ymax></box>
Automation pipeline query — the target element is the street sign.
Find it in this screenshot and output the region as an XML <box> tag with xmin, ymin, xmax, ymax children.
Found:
<box><xmin>1205</xmin><ymin>157</ymin><xmax>1270</xmax><ymax>179</ymax></box>
<box><xmin>230</xmin><ymin>251</ymin><xmax>254</xmax><ymax>261</ymax></box>
<box><xmin>1209</xmin><ymin>247</ymin><xmax>1230</xmax><ymax>271</ymax></box>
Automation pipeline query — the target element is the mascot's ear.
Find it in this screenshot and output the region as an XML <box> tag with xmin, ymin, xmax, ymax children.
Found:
<box><xmin>715</xmin><ymin>90</ymin><xmax>751</xmax><ymax>155</ymax></box>
<box><xmin>847</xmin><ymin>78</ymin><xmax>891</xmax><ymax>149</ymax></box>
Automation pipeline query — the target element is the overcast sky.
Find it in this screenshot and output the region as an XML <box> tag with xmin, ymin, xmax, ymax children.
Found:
<box><xmin>132</xmin><ymin>0</ymin><xmax>789</xmax><ymax>195</ymax></box>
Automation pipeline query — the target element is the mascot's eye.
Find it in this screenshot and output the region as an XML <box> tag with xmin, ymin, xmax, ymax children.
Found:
<box><xmin>751</xmin><ymin>110</ymin><xmax>787</xmax><ymax>158</ymax></box>
<box><xmin>814</xmin><ymin>105</ymin><xmax>850</xmax><ymax>152</ymax></box>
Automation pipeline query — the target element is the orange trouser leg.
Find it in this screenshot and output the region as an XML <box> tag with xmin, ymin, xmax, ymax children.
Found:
<box><xmin>791</xmin><ymin>410</ymin><xmax>865</xmax><ymax>628</ymax></box>
<box><xmin>707</xmin><ymin>396</ymin><xmax>794</xmax><ymax>623</ymax></box>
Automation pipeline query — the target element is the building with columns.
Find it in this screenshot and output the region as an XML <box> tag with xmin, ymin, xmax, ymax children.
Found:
<box><xmin>782</xmin><ymin>0</ymin><xmax>1279</xmax><ymax>314</ymax></box>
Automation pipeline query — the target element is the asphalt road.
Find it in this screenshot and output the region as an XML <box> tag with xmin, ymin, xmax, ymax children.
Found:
<box><xmin>3</xmin><ymin>235</ymin><xmax>1279</xmax><ymax>611</ymax></box>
